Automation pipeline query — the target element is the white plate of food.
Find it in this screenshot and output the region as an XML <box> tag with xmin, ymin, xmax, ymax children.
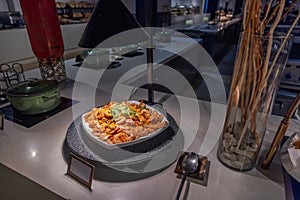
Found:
<box><xmin>81</xmin><ymin>100</ymin><xmax>169</xmax><ymax>149</ymax></box>
<box><xmin>281</xmin><ymin>132</ymin><xmax>300</xmax><ymax>182</ymax></box>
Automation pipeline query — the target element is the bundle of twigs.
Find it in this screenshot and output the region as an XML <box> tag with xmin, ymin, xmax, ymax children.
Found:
<box><xmin>224</xmin><ymin>0</ymin><xmax>300</xmax><ymax>152</ymax></box>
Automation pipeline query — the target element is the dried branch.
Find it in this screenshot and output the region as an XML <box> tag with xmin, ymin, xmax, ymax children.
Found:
<box><xmin>236</xmin><ymin>11</ymin><xmax>300</xmax><ymax>150</ymax></box>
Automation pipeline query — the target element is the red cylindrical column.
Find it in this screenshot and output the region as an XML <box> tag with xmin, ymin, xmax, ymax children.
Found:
<box><xmin>20</xmin><ymin>0</ymin><xmax>66</xmax><ymax>82</ymax></box>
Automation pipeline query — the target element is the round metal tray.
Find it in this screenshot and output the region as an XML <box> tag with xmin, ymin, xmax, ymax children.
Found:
<box><xmin>65</xmin><ymin>112</ymin><xmax>184</xmax><ymax>173</ymax></box>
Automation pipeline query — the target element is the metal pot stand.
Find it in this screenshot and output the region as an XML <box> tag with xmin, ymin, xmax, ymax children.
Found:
<box><xmin>0</xmin><ymin>63</ymin><xmax>25</xmax><ymax>89</ymax></box>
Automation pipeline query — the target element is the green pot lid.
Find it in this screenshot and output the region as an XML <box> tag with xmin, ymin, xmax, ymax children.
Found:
<box><xmin>6</xmin><ymin>80</ymin><xmax>59</xmax><ymax>97</ymax></box>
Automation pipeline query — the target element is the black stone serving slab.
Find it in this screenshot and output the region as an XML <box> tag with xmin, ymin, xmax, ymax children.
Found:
<box><xmin>65</xmin><ymin>112</ymin><xmax>184</xmax><ymax>172</ymax></box>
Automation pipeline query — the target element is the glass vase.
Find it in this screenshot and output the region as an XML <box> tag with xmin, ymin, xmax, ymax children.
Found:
<box><xmin>217</xmin><ymin>32</ymin><xmax>292</xmax><ymax>171</ymax></box>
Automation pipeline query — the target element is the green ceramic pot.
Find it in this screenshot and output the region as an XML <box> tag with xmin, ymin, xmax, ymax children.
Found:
<box><xmin>6</xmin><ymin>80</ymin><xmax>61</xmax><ymax>115</ymax></box>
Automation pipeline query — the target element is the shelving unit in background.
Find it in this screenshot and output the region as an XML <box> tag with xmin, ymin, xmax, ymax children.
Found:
<box><xmin>56</xmin><ymin>1</ymin><xmax>95</xmax><ymax>24</ymax></box>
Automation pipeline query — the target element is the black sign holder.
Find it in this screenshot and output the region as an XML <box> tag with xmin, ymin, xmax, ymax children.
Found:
<box><xmin>67</xmin><ymin>153</ymin><xmax>95</xmax><ymax>189</ymax></box>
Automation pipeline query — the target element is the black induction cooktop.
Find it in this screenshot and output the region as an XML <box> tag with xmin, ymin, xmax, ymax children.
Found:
<box><xmin>0</xmin><ymin>97</ymin><xmax>78</xmax><ymax>128</ymax></box>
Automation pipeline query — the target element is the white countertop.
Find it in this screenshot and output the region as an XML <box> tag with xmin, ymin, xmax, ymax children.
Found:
<box><xmin>0</xmin><ymin>36</ymin><xmax>299</xmax><ymax>200</ymax></box>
